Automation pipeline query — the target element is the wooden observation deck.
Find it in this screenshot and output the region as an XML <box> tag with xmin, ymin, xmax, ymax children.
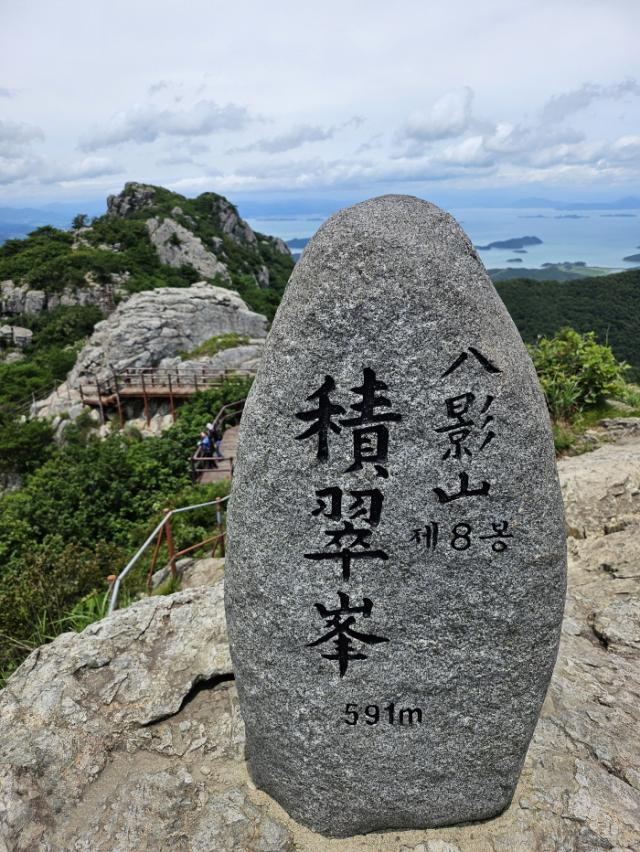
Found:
<box><xmin>78</xmin><ymin>367</ymin><xmax>252</xmax><ymax>427</ymax></box>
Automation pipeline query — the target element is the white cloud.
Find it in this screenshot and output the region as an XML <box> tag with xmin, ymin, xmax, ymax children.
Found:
<box><xmin>79</xmin><ymin>100</ymin><xmax>252</xmax><ymax>151</ymax></box>
<box><xmin>401</xmin><ymin>88</ymin><xmax>475</xmax><ymax>143</ymax></box>
<box><xmin>41</xmin><ymin>156</ymin><xmax>123</xmax><ymax>185</ymax></box>
<box><xmin>609</xmin><ymin>135</ymin><xmax>640</xmax><ymax>162</ymax></box>
<box><xmin>437</xmin><ymin>136</ymin><xmax>494</xmax><ymax>168</ymax></box>
<box><xmin>231</xmin><ymin>118</ymin><xmax>363</xmax><ymax>155</ymax></box>
<box><xmin>541</xmin><ymin>79</ymin><xmax>640</xmax><ymax>123</ymax></box>
<box><xmin>0</xmin><ymin>156</ymin><xmax>39</xmax><ymax>186</ymax></box>
<box><xmin>0</xmin><ymin>119</ymin><xmax>44</xmax><ymax>156</ymax></box>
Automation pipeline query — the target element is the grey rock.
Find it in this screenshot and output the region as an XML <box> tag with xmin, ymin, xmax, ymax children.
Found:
<box><xmin>0</xmin><ymin>325</ymin><xmax>32</xmax><ymax>348</ymax></box>
<box><xmin>256</xmin><ymin>264</ymin><xmax>270</xmax><ymax>288</ymax></box>
<box><xmin>2</xmin><ymin>434</ymin><xmax>640</xmax><ymax>852</ymax></box>
<box><xmin>559</xmin><ymin>441</ymin><xmax>640</xmax><ymax>538</ymax></box>
<box><xmin>107</xmin><ymin>181</ymin><xmax>156</xmax><ymax>217</ymax></box>
<box><xmin>1</xmin><ymin>278</ymin><xmax>112</xmax><ymax>316</ymax></box>
<box><xmin>271</xmin><ymin>236</ymin><xmax>292</xmax><ymax>256</ymax></box>
<box><xmin>225</xmin><ymin>195</ymin><xmax>567</xmax><ymax>836</ymax></box>
<box><xmin>65</xmin><ymin>283</ymin><xmax>267</xmax><ymax>386</ymax></box>
<box><xmin>1</xmin><ymin>350</ymin><xmax>24</xmax><ymax>363</ymax></box>
<box><xmin>146</xmin><ymin>216</ymin><xmax>231</xmax><ymax>282</ymax></box>
<box><xmin>206</xmin><ymin>196</ymin><xmax>258</xmax><ymax>247</ymax></box>
<box><xmin>160</xmin><ymin>340</ymin><xmax>266</xmax><ymax>376</ymax></box>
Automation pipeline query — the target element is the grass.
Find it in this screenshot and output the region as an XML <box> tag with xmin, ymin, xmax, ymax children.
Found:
<box><xmin>552</xmin><ymin>394</ymin><xmax>640</xmax><ymax>456</ymax></box>
<box><xmin>180</xmin><ymin>332</ymin><xmax>250</xmax><ymax>360</ymax></box>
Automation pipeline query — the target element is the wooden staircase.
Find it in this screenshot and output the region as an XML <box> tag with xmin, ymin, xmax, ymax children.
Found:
<box><xmin>197</xmin><ymin>425</ymin><xmax>240</xmax><ymax>484</ymax></box>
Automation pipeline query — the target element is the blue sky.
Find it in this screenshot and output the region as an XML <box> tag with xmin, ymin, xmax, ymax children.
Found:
<box><xmin>1</xmin><ymin>0</ymin><xmax>639</xmax><ymax>209</ymax></box>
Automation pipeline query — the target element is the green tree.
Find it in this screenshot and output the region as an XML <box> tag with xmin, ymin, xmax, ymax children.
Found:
<box><xmin>71</xmin><ymin>213</ymin><xmax>89</xmax><ymax>230</ymax></box>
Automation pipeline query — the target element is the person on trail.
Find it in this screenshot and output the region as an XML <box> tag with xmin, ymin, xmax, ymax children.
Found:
<box><xmin>198</xmin><ymin>431</ymin><xmax>215</xmax><ymax>469</ymax></box>
<box><xmin>206</xmin><ymin>421</ymin><xmax>224</xmax><ymax>459</ymax></box>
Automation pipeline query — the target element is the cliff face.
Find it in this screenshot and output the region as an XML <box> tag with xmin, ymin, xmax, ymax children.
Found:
<box><xmin>1</xmin><ymin>437</ymin><xmax>639</xmax><ymax>850</ymax></box>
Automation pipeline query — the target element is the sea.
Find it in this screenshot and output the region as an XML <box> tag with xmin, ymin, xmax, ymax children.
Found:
<box><xmin>246</xmin><ymin>206</ymin><xmax>639</xmax><ymax>271</ymax></box>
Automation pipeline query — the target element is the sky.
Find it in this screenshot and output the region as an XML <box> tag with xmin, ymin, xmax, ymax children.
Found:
<box><xmin>1</xmin><ymin>0</ymin><xmax>639</xmax><ymax>212</ymax></box>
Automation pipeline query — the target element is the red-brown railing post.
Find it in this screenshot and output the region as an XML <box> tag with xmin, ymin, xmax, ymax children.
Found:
<box><xmin>113</xmin><ymin>370</ymin><xmax>125</xmax><ymax>428</ymax></box>
<box><xmin>164</xmin><ymin>508</ymin><xmax>177</xmax><ymax>578</ymax></box>
<box><xmin>146</xmin><ymin>524</ymin><xmax>166</xmax><ymax>592</ymax></box>
<box><xmin>141</xmin><ymin>372</ymin><xmax>150</xmax><ymax>426</ymax></box>
<box><xmin>168</xmin><ymin>374</ymin><xmax>176</xmax><ymax>422</ymax></box>
<box><xmin>95</xmin><ymin>376</ymin><xmax>106</xmax><ymax>425</ymax></box>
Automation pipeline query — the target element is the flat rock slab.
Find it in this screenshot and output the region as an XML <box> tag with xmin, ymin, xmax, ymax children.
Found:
<box><xmin>226</xmin><ymin>195</ymin><xmax>567</xmax><ymax>836</ymax></box>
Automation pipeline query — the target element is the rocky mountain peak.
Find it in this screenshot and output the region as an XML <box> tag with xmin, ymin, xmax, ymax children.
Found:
<box><xmin>106</xmin><ymin>182</ymin><xmax>158</xmax><ymax>217</ymax></box>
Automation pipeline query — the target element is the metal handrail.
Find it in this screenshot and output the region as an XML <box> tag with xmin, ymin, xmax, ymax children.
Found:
<box><xmin>107</xmin><ymin>495</ymin><xmax>230</xmax><ymax>615</ymax></box>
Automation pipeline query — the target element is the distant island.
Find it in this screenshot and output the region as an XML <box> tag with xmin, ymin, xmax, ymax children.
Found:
<box><xmin>477</xmin><ymin>236</ymin><xmax>543</xmax><ymax>251</ymax></box>
<box><xmin>623</xmin><ymin>254</ymin><xmax>640</xmax><ymax>263</ymax></box>
<box><xmin>286</xmin><ymin>238</ymin><xmax>310</xmax><ymax>249</ymax></box>
<box><xmin>489</xmin><ymin>261</ymin><xmax>612</xmax><ymax>282</ymax></box>
<box><xmin>507</xmin><ymin>258</ymin><xmax>522</xmax><ymax>263</ymax></box>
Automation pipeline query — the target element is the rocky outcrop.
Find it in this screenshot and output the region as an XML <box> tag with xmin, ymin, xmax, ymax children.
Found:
<box><xmin>65</xmin><ymin>283</ymin><xmax>267</xmax><ymax>385</ymax></box>
<box><xmin>159</xmin><ymin>340</ymin><xmax>265</xmax><ymax>375</ymax></box>
<box><xmin>145</xmin><ymin>217</ymin><xmax>230</xmax><ymax>282</ymax></box>
<box><xmin>0</xmin><ymin>324</ymin><xmax>32</xmax><ymax>347</ymax></box>
<box><xmin>106</xmin><ymin>182</ymin><xmax>157</xmax><ymax>217</ymax></box>
<box><xmin>205</xmin><ymin>195</ymin><xmax>258</xmax><ymax>248</ymax></box>
<box><xmin>1</xmin><ymin>441</ymin><xmax>640</xmax><ymax>849</ymax></box>
<box><xmin>0</xmin><ymin>279</ymin><xmax>113</xmax><ymax>316</ymax></box>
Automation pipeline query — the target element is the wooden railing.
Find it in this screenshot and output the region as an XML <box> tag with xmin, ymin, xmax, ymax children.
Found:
<box><xmin>77</xmin><ymin>367</ymin><xmax>252</xmax><ymax>426</ymax></box>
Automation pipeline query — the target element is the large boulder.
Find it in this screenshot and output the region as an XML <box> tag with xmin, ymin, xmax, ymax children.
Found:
<box><xmin>65</xmin><ymin>283</ymin><xmax>267</xmax><ymax>385</ymax></box>
<box><xmin>1</xmin><ymin>440</ymin><xmax>640</xmax><ymax>849</ymax></box>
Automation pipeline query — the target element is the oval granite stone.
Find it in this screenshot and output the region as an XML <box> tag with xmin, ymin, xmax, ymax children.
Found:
<box><xmin>225</xmin><ymin>195</ymin><xmax>567</xmax><ymax>837</ymax></box>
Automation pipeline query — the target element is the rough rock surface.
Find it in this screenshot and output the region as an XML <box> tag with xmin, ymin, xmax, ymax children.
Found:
<box><xmin>65</xmin><ymin>283</ymin><xmax>267</xmax><ymax>385</ymax></box>
<box><xmin>1</xmin><ymin>278</ymin><xmax>113</xmax><ymax>316</ymax></box>
<box><xmin>0</xmin><ymin>324</ymin><xmax>32</xmax><ymax>347</ymax></box>
<box><xmin>208</xmin><ymin>196</ymin><xmax>258</xmax><ymax>247</ymax></box>
<box><xmin>106</xmin><ymin>182</ymin><xmax>156</xmax><ymax>217</ymax></box>
<box><xmin>160</xmin><ymin>340</ymin><xmax>265</xmax><ymax>375</ymax></box>
<box><xmin>1</xmin><ymin>439</ymin><xmax>640</xmax><ymax>849</ymax></box>
<box><xmin>146</xmin><ymin>217</ymin><xmax>231</xmax><ymax>282</ymax></box>
<box><xmin>225</xmin><ymin>195</ymin><xmax>567</xmax><ymax>835</ymax></box>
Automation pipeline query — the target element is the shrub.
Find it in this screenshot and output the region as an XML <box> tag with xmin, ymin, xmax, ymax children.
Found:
<box><xmin>529</xmin><ymin>328</ymin><xmax>629</xmax><ymax>421</ymax></box>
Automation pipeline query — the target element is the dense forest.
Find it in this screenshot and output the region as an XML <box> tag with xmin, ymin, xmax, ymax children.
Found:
<box><xmin>496</xmin><ymin>268</ymin><xmax>640</xmax><ymax>380</ymax></box>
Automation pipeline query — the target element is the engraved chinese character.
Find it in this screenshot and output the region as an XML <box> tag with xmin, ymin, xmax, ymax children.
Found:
<box><xmin>304</xmin><ymin>520</ymin><xmax>388</xmax><ymax>581</ymax></box>
<box><xmin>433</xmin><ymin>471</ymin><xmax>491</xmax><ymax>503</ymax></box>
<box><xmin>409</xmin><ymin>522</ymin><xmax>439</xmax><ymax>549</ymax></box>
<box><xmin>435</xmin><ymin>393</ymin><xmax>496</xmax><ymax>460</ymax></box>
<box><xmin>295</xmin><ymin>375</ymin><xmax>346</xmax><ymax>461</ymax></box>
<box><xmin>312</xmin><ymin>487</ymin><xmax>384</xmax><ymax>526</ymax></box>
<box><xmin>340</xmin><ymin>368</ymin><xmax>401</xmax><ymax>478</ymax></box>
<box><xmin>441</xmin><ymin>347</ymin><xmax>501</xmax><ymax>377</ymax></box>
<box><xmin>307</xmin><ymin>591</ymin><xmax>389</xmax><ymax>677</ymax></box>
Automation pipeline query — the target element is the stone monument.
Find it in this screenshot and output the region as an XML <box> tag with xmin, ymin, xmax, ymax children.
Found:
<box><xmin>225</xmin><ymin>195</ymin><xmax>567</xmax><ymax>837</ymax></box>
